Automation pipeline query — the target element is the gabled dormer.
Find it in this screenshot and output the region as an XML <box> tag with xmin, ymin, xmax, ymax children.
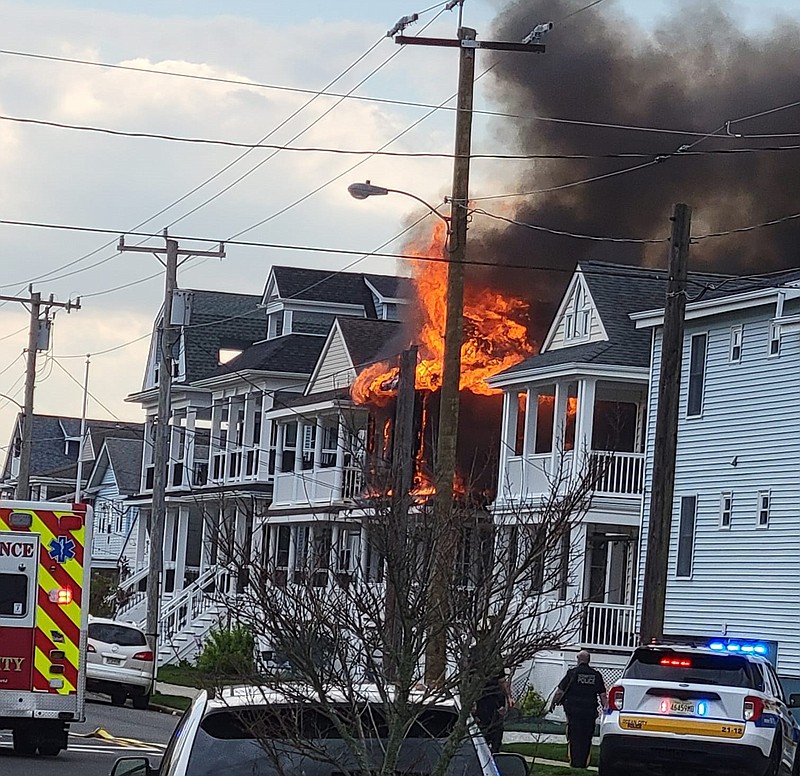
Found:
<box><xmin>542</xmin><ymin>268</ymin><xmax>608</xmax><ymax>352</ymax></box>
<box><xmin>305</xmin><ymin>317</ymin><xmax>405</xmax><ymax>396</ymax></box>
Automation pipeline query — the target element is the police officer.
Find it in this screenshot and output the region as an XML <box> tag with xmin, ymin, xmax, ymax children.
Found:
<box><xmin>550</xmin><ymin>651</ymin><xmax>607</xmax><ymax>769</ymax></box>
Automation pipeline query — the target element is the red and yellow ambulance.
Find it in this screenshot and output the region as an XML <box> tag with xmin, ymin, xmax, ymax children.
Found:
<box><xmin>0</xmin><ymin>500</ymin><xmax>92</xmax><ymax>756</ymax></box>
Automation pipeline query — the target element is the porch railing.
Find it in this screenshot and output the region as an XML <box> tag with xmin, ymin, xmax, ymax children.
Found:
<box><xmin>590</xmin><ymin>451</ymin><xmax>644</xmax><ymax>495</ymax></box>
<box><xmin>581</xmin><ymin>602</ymin><xmax>637</xmax><ymax>650</ymax></box>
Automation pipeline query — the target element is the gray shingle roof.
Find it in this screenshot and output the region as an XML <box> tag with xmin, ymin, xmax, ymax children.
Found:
<box><xmin>207</xmin><ymin>334</ymin><xmax>325</xmax><ymax>377</ymax></box>
<box><xmin>363</xmin><ymin>274</ymin><xmax>413</xmax><ymax>300</ymax></box>
<box><xmin>102</xmin><ymin>437</ymin><xmax>143</xmax><ymax>494</ymax></box>
<box><xmin>272</xmin><ymin>266</ymin><xmax>377</xmax><ymax>313</ymax></box>
<box><xmin>336</xmin><ymin>317</ymin><xmax>405</xmax><ymax>368</ymax></box>
<box><xmin>499</xmin><ymin>260</ymin><xmax>800</xmax><ymax>378</ymax></box>
<box><xmin>181</xmin><ymin>289</ymin><xmax>266</xmax><ymax>383</ymax></box>
<box><xmin>2</xmin><ymin>414</ymin><xmax>143</xmax><ymax>482</ymax></box>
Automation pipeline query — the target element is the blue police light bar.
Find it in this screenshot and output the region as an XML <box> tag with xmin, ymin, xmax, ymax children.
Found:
<box><xmin>707</xmin><ymin>639</ymin><xmax>772</xmax><ymax>659</ymax></box>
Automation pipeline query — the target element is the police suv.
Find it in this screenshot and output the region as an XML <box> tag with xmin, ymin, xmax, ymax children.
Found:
<box><xmin>600</xmin><ymin>642</ymin><xmax>800</xmax><ymax>775</ymax></box>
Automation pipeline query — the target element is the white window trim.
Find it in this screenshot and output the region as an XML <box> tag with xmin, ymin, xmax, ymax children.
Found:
<box><xmin>686</xmin><ymin>332</ymin><xmax>709</xmax><ymax>419</ymax></box>
<box><xmin>719</xmin><ymin>491</ymin><xmax>733</xmax><ymax>530</ymax></box>
<box><xmin>757</xmin><ymin>490</ymin><xmax>771</xmax><ymax>529</ymax></box>
<box><xmin>729</xmin><ymin>325</ymin><xmax>743</xmax><ymax>364</ymax></box>
<box><xmin>676</xmin><ymin>494</ymin><xmax>697</xmax><ymax>579</ymax></box>
<box><xmin>768</xmin><ymin>321</ymin><xmax>781</xmax><ymax>357</ymax></box>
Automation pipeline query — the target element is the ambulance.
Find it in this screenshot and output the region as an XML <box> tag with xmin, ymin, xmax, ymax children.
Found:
<box><xmin>0</xmin><ymin>500</ymin><xmax>92</xmax><ymax>756</ymax></box>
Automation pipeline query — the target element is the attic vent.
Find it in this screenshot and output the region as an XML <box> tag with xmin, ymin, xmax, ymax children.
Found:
<box><xmin>218</xmin><ymin>348</ymin><xmax>243</xmax><ymax>365</ymax></box>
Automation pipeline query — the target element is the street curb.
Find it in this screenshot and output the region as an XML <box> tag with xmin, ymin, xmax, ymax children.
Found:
<box><xmin>149</xmin><ymin>702</ymin><xmax>184</xmax><ymax>715</ymax></box>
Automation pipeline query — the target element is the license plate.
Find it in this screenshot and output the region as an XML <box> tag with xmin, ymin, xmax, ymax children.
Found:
<box><xmin>105</xmin><ymin>657</ymin><xmax>123</xmax><ymax>666</ymax></box>
<box><xmin>671</xmin><ymin>700</ymin><xmax>695</xmax><ymax>715</ymax></box>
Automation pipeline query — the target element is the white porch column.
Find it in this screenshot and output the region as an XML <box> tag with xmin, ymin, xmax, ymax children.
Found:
<box><xmin>523</xmin><ymin>388</ymin><xmax>539</xmax><ymax>458</ymax></box>
<box><xmin>551</xmin><ymin>381</ymin><xmax>569</xmax><ymax>472</ymax></box>
<box><xmin>287</xmin><ymin>525</ymin><xmax>297</xmax><ymax>582</ymax></box>
<box><xmin>635</xmin><ymin>399</ymin><xmax>647</xmax><ymax>453</ymax></box>
<box><xmin>334</xmin><ymin>415</ymin><xmax>346</xmax><ymax>497</ymax></box>
<box><xmin>359</xmin><ymin>522</ymin><xmax>369</xmax><ymax>579</ymax></box>
<box><xmin>210</xmin><ymin>401</ymin><xmax>222</xmax><ymax>480</ymax></box>
<box><xmin>174</xmin><ymin>506</ymin><xmax>189</xmax><ymax>591</ymax></box>
<box><xmin>294</xmin><ymin>423</ymin><xmax>304</xmax><ymax>473</ymax></box>
<box><xmin>331</xmin><ymin>523</ymin><xmax>341</xmax><ymax>577</ymax></box>
<box><xmin>185</xmin><ymin>409</ymin><xmax>197</xmax><ymax>487</ymax></box>
<box><xmin>313</xmin><ymin>416</ymin><xmax>324</xmax><ymax>472</ymax></box>
<box><xmin>497</xmin><ymin>391</ymin><xmax>515</xmax><ymax>500</ymax></box>
<box><xmin>136</xmin><ymin>509</ymin><xmax>148</xmax><ymax>571</ymax></box>
<box><xmin>573</xmin><ymin>378</ymin><xmax>597</xmax><ymax>474</ymax></box>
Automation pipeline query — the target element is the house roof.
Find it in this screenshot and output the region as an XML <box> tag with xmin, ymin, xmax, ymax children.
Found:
<box><xmin>98</xmin><ymin>437</ymin><xmax>143</xmax><ymax>494</ymax></box>
<box><xmin>1</xmin><ymin>414</ymin><xmax>143</xmax><ymax>483</ymax></box>
<box><xmin>270</xmin><ymin>266</ymin><xmax>412</xmax><ymax>311</ymax></box>
<box><xmin>180</xmin><ymin>289</ymin><xmax>266</xmax><ymax>383</ymax></box>
<box><xmin>336</xmin><ymin>317</ymin><xmax>405</xmax><ymax>369</ymax></box>
<box><xmin>363</xmin><ymin>274</ymin><xmax>413</xmax><ymax>301</ymax></box>
<box><xmin>206</xmin><ymin>334</ymin><xmax>326</xmax><ymax>378</ymax></box>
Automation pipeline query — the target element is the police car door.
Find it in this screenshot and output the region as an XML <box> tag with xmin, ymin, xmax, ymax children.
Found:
<box><xmin>764</xmin><ymin>663</ymin><xmax>798</xmax><ymax>769</ymax></box>
<box><xmin>0</xmin><ymin>531</ymin><xmax>39</xmax><ymax>692</ymax></box>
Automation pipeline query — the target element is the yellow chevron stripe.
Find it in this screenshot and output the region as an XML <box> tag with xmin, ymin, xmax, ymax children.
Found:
<box><xmin>34</xmin><ymin>643</ymin><xmax>76</xmax><ymax>695</ymax></box>
<box><xmin>36</xmin><ymin>604</ymin><xmax>80</xmax><ymax>684</ymax></box>
<box><xmin>32</xmin><ymin>510</ymin><xmax>85</xmax><ymax>591</ymax></box>
<box><xmin>36</xmin><ymin>561</ymin><xmax>83</xmax><ymax>629</ymax></box>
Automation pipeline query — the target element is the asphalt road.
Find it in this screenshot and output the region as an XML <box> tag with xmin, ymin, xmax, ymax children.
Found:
<box><xmin>0</xmin><ymin>694</ymin><xmax>179</xmax><ymax>776</ymax></box>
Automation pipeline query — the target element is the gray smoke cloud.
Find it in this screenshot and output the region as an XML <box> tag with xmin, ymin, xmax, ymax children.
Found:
<box><xmin>461</xmin><ymin>0</ymin><xmax>800</xmax><ymax>333</ymax></box>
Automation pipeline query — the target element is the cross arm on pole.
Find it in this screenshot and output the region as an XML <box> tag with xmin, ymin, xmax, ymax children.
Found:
<box><xmin>395</xmin><ymin>36</ymin><xmax>545</xmax><ymax>53</ymax></box>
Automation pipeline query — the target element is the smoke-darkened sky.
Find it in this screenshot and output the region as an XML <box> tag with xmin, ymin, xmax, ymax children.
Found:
<box><xmin>461</xmin><ymin>0</ymin><xmax>800</xmax><ymax>334</ymax></box>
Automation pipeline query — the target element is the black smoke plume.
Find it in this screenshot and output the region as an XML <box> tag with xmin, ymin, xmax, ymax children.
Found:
<box><xmin>460</xmin><ymin>0</ymin><xmax>800</xmax><ymax>335</ymax></box>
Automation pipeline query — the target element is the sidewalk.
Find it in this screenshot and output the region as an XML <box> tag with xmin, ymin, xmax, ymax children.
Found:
<box><xmin>155</xmin><ymin>681</ymin><xmax>202</xmax><ymax>699</ymax></box>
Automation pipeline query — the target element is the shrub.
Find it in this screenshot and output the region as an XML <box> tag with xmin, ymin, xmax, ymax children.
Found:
<box><xmin>196</xmin><ymin>626</ymin><xmax>255</xmax><ymax>677</ymax></box>
<box><xmin>517</xmin><ymin>686</ymin><xmax>547</xmax><ymax>718</ymax></box>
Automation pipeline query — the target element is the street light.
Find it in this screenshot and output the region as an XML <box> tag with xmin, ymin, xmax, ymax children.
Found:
<box><xmin>347</xmin><ymin>181</ymin><xmax>451</xmax><ymax>229</ymax></box>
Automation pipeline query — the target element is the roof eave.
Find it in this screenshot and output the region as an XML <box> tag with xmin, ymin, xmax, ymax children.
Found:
<box><xmin>632</xmin><ymin>286</ymin><xmax>800</xmax><ymax>328</ymax></box>
<box><xmin>487</xmin><ymin>363</ymin><xmax>649</xmax><ymax>389</ymax></box>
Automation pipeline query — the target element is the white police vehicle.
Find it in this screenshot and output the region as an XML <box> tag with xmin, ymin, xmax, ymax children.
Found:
<box><xmin>600</xmin><ymin>641</ymin><xmax>800</xmax><ymax>775</ymax></box>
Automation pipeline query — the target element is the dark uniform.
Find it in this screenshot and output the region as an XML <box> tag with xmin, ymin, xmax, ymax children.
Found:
<box><xmin>475</xmin><ymin>670</ymin><xmax>507</xmax><ymax>754</ymax></box>
<box><xmin>556</xmin><ymin>663</ymin><xmax>606</xmax><ymax>768</ymax></box>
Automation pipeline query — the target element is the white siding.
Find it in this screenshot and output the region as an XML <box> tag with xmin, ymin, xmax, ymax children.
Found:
<box><xmin>547</xmin><ymin>276</ymin><xmax>606</xmax><ymax>351</ymax></box>
<box><xmin>307</xmin><ymin>329</ymin><xmax>355</xmax><ymax>393</ymax></box>
<box><xmin>639</xmin><ymin>306</ymin><xmax>800</xmax><ymax>675</ymax></box>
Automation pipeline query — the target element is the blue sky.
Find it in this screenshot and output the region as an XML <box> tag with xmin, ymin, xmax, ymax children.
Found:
<box><xmin>1</xmin><ymin>0</ymin><xmax>800</xmax><ymax>434</ymax></box>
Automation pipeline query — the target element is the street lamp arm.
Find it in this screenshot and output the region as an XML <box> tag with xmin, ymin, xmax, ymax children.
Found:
<box><xmin>0</xmin><ymin>392</ymin><xmax>24</xmax><ymax>411</ymax></box>
<box><xmin>385</xmin><ymin>189</ymin><xmax>451</xmax><ymax>227</ymax></box>
<box><xmin>348</xmin><ymin>181</ymin><xmax>450</xmax><ymax>227</ymax></box>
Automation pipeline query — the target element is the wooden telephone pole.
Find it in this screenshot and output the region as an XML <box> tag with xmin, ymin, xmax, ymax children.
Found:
<box><xmin>639</xmin><ymin>203</ymin><xmax>692</xmax><ymax>644</ymax></box>
<box><xmin>394</xmin><ymin>19</ymin><xmax>547</xmax><ymax>686</ymax></box>
<box><xmin>118</xmin><ymin>232</ymin><xmax>224</xmax><ymax>654</ymax></box>
<box><xmin>0</xmin><ymin>290</ymin><xmax>81</xmax><ymax>500</ymax></box>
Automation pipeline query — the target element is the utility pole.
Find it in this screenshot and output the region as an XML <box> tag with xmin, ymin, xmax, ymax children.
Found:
<box><xmin>0</xmin><ymin>290</ymin><xmax>81</xmax><ymax>500</ymax></box>
<box><xmin>118</xmin><ymin>232</ymin><xmax>224</xmax><ymax>655</ymax></box>
<box><xmin>74</xmin><ymin>355</ymin><xmax>91</xmax><ymax>502</ymax></box>
<box><xmin>385</xmin><ymin>346</ymin><xmax>418</xmax><ymax>679</ymax></box>
<box><xmin>639</xmin><ymin>203</ymin><xmax>692</xmax><ymax>644</ymax></box>
<box><xmin>394</xmin><ymin>17</ymin><xmax>547</xmax><ymax>686</ymax></box>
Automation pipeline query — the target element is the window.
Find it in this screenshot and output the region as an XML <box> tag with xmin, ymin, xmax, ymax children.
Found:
<box><xmin>268</xmin><ymin>311</ymin><xmax>284</xmax><ymax>339</ymax></box>
<box><xmin>301</xmin><ymin>423</ymin><xmax>316</xmax><ymax>470</ymax></box>
<box><xmin>0</xmin><ymin>574</ymin><xmax>28</xmax><ymax>617</ymax></box>
<box><xmin>769</xmin><ymin>322</ymin><xmax>781</xmax><ymax>356</ymax></box>
<box><xmin>275</xmin><ymin>526</ymin><xmax>291</xmax><ymax>569</ymax></box>
<box><xmin>687</xmin><ymin>333</ymin><xmax>707</xmax><ymax>417</ymax></box>
<box><xmin>758</xmin><ymin>490</ymin><xmax>771</xmax><ymax>528</ymax></box>
<box><xmin>676</xmin><ymin>495</ymin><xmax>697</xmax><ymax>578</ymax></box>
<box><xmin>293</xmin><ymin>526</ymin><xmax>309</xmax><ymax>581</ymax></box>
<box><xmin>719</xmin><ymin>492</ymin><xmax>732</xmax><ymax>529</ymax></box>
<box><xmin>87</xmin><ymin>622</ymin><xmax>147</xmax><ymax>647</ymax></box>
<box><xmin>280</xmin><ymin>422</ymin><xmax>297</xmax><ymax>473</ymax></box>
<box><xmin>535</xmin><ymin>392</ymin><xmax>555</xmax><ymax>454</ymax></box>
<box><xmin>513</xmin><ymin>392</ymin><xmax>527</xmax><ymax>456</ymax></box>
<box><xmin>564</xmin><ymin>282</ymin><xmax>591</xmax><ymax>341</ymax></box>
<box><xmin>729</xmin><ymin>325</ymin><xmax>743</xmax><ymax>363</ymax></box>
<box><xmin>320</xmin><ymin>418</ymin><xmax>338</xmax><ymax>468</ymax></box>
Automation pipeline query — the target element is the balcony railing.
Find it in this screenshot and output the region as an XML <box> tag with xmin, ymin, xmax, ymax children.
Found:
<box><xmin>590</xmin><ymin>451</ymin><xmax>644</xmax><ymax>495</ymax></box>
<box><xmin>581</xmin><ymin>602</ymin><xmax>637</xmax><ymax>651</ymax></box>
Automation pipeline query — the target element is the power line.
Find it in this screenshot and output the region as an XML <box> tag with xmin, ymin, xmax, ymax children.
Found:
<box><xmin>0</xmin><ymin>325</ymin><xmax>27</xmax><ymax>343</ymax></box>
<box><xmin>13</xmin><ymin>112</ymin><xmax>800</xmax><ymax>161</ymax></box>
<box><xmin>50</xmin><ymin>356</ymin><xmax>121</xmax><ymax>420</ymax></box>
<box><xmin>0</xmin><ymin>47</ymin><xmax>746</xmax><ymax>143</ymax></box>
<box><xmin>557</xmin><ymin>0</ymin><xmax>610</xmax><ymax>23</ymax></box>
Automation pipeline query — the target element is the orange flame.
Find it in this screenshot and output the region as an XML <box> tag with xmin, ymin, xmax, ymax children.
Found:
<box><xmin>352</xmin><ymin>220</ymin><xmax>534</xmax><ymax>405</ymax></box>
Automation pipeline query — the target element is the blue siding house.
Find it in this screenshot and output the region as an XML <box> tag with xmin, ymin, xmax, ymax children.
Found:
<box><xmin>635</xmin><ymin>273</ymin><xmax>800</xmax><ymax>678</ymax></box>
